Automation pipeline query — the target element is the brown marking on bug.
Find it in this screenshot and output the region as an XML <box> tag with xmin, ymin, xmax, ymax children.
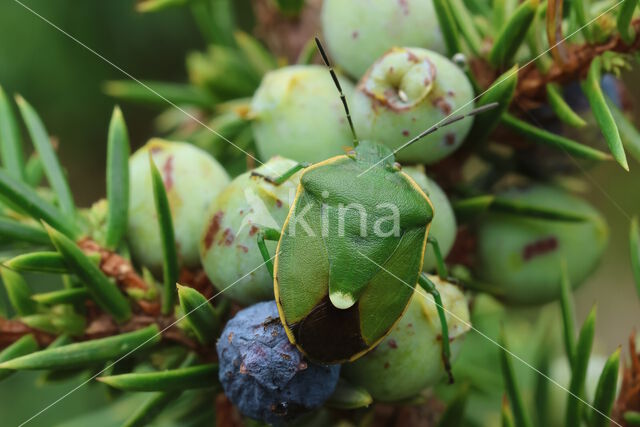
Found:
<box><xmin>447</xmin><ymin>90</ymin><xmax>455</xmax><ymax>97</ymax></box>
<box><xmin>290</xmin><ymin>296</ymin><xmax>366</xmax><ymax>363</ymax></box>
<box><xmin>275</xmin><ymin>199</ymin><xmax>283</xmax><ymax>208</ymax></box>
<box><xmin>239</xmin><ymin>363</ymin><xmax>247</xmax><ymax>374</ymax></box>
<box><xmin>227</xmin><ymin>332</ymin><xmax>233</xmax><ymax>343</ymax></box>
<box><xmin>219</xmin><ymin>228</ymin><xmax>235</xmax><ymax>246</ymax></box>
<box><xmin>445</xmin><ymin>133</ymin><xmax>456</xmax><ymax>146</ymax></box>
<box><xmin>150</xmin><ymin>146</ymin><xmax>162</xmax><ymax>155</ymax></box>
<box><xmin>249</xmin><ymin>225</ymin><xmax>259</xmax><ymax>236</ymax></box>
<box><xmin>237</xmin><ymin>244</ymin><xmax>249</xmax><ymax>253</ymax></box>
<box><xmin>384</xmin><ymin>362</ymin><xmax>390</xmax><ymax>369</ymax></box>
<box><xmin>203</xmin><ymin>211</ymin><xmax>224</xmax><ymax>250</ymax></box>
<box><xmin>433</xmin><ymin>97</ymin><xmax>452</xmax><ymax>115</ymax></box>
<box><xmin>162</xmin><ymin>155</ymin><xmax>174</xmax><ymax>190</ymax></box>
<box><xmin>407</xmin><ymin>323</ymin><xmax>413</xmax><ymax>328</ymax></box>
<box><xmin>281</xmin><ymin>353</ymin><xmax>291</xmax><ymax>360</ymax></box>
<box><xmin>239</xmin><ymin>209</ymin><xmax>244</xmax><ymax>215</ymax></box>
<box><xmin>352</xmin><ymin>30</ymin><xmax>359</xmax><ymax>39</ymax></box>
<box><xmin>388</xmin><ymin>339</ymin><xmax>398</xmax><ymax>349</ymax></box>
<box><xmin>402</xmin><ymin>130</ymin><xmax>410</xmax><ymax>137</ymax></box>
<box><xmin>522</xmin><ymin>237</ymin><xmax>558</xmax><ymax>261</ymax></box>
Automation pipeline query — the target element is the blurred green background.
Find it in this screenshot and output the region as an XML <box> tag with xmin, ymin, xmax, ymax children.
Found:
<box><xmin>0</xmin><ymin>1</ymin><xmax>205</xmax><ymax>424</ymax></box>
<box><xmin>0</xmin><ymin>0</ymin><xmax>638</xmax><ymax>425</ymax></box>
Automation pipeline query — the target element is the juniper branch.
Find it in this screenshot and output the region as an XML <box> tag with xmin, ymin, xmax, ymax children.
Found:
<box><xmin>515</xmin><ymin>18</ymin><xmax>640</xmax><ymax>109</ymax></box>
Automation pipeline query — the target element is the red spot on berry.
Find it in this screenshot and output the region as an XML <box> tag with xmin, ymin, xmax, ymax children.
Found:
<box><xmin>219</xmin><ymin>228</ymin><xmax>235</xmax><ymax>246</ymax></box>
<box><xmin>162</xmin><ymin>155</ymin><xmax>174</xmax><ymax>190</ymax></box>
<box><xmin>445</xmin><ymin>133</ymin><xmax>456</xmax><ymax>146</ymax></box>
<box><xmin>237</xmin><ymin>244</ymin><xmax>249</xmax><ymax>253</ymax></box>
<box><xmin>433</xmin><ymin>97</ymin><xmax>452</xmax><ymax>115</ymax></box>
<box><xmin>402</xmin><ymin>130</ymin><xmax>410</xmax><ymax>137</ymax></box>
<box><xmin>388</xmin><ymin>339</ymin><xmax>398</xmax><ymax>349</ymax></box>
<box><xmin>204</xmin><ymin>211</ymin><xmax>224</xmax><ymax>250</ymax></box>
<box><xmin>249</xmin><ymin>225</ymin><xmax>259</xmax><ymax>236</ymax></box>
<box><xmin>522</xmin><ymin>237</ymin><xmax>558</xmax><ymax>261</ymax></box>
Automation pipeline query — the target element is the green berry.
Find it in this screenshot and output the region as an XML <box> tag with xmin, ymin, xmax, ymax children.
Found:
<box><xmin>199</xmin><ymin>157</ymin><xmax>303</xmax><ymax>305</ymax></box>
<box><xmin>342</xmin><ymin>276</ymin><xmax>470</xmax><ymax>402</ymax></box>
<box><xmin>403</xmin><ymin>166</ymin><xmax>457</xmax><ymax>272</ymax></box>
<box><xmin>321</xmin><ymin>0</ymin><xmax>446</xmax><ymax>78</ymax></box>
<box><xmin>251</xmin><ymin>65</ymin><xmax>356</xmax><ymax>163</ymax></box>
<box><xmin>128</xmin><ymin>139</ymin><xmax>230</xmax><ymax>271</ymax></box>
<box><xmin>352</xmin><ymin>47</ymin><xmax>474</xmax><ymax>164</ymax></box>
<box><xmin>475</xmin><ymin>185</ymin><xmax>608</xmax><ymax>304</ymax></box>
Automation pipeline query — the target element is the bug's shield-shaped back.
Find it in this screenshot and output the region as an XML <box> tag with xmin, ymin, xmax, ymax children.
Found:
<box><xmin>274</xmin><ymin>153</ymin><xmax>433</xmax><ymax>363</ymax></box>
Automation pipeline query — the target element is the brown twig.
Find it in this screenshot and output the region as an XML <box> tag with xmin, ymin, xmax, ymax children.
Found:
<box><xmin>1</xmin><ymin>310</ymin><xmax>211</xmax><ymax>358</ymax></box>
<box><xmin>615</xmin><ymin>333</ymin><xmax>640</xmax><ymax>425</ymax></box>
<box><xmin>0</xmin><ymin>318</ymin><xmax>55</xmax><ymax>347</ymax></box>
<box><xmin>1</xmin><ymin>237</ymin><xmax>218</xmax><ymax>355</ymax></box>
<box><xmin>251</xmin><ymin>0</ymin><xmax>322</xmax><ymax>63</ymax></box>
<box><xmin>515</xmin><ymin>18</ymin><xmax>640</xmax><ymax>109</ymax></box>
<box><xmin>77</xmin><ymin>238</ymin><xmax>151</xmax><ymax>291</ymax></box>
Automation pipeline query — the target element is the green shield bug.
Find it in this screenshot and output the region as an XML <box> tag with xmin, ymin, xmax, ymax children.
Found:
<box><xmin>252</xmin><ymin>39</ymin><xmax>496</xmax><ymax>369</ymax></box>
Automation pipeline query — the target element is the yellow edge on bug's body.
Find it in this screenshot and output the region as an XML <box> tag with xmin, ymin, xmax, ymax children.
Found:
<box><xmin>273</xmin><ymin>154</ymin><xmax>434</xmax><ymax>363</ymax></box>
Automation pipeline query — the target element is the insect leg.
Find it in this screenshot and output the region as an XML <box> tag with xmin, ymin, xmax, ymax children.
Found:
<box><xmin>251</xmin><ymin>162</ymin><xmax>310</xmax><ymax>186</ymax></box>
<box><xmin>418</xmin><ymin>273</ymin><xmax>453</xmax><ymax>384</ymax></box>
<box><xmin>256</xmin><ymin>227</ymin><xmax>282</xmax><ymax>278</ymax></box>
<box><xmin>427</xmin><ymin>236</ymin><xmax>449</xmax><ymax>280</ymax></box>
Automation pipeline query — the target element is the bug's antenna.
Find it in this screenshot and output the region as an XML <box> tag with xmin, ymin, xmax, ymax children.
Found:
<box><xmin>394</xmin><ymin>102</ymin><xmax>500</xmax><ymax>155</ymax></box>
<box><xmin>315</xmin><ymin>37</ymin><xmax>359</xmax><ymax>147</ymax></box>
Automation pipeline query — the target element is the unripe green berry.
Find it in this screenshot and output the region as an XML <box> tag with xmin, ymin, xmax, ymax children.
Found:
<box><xmin>251</xmin><ymin>65</ymin><xmax>356</xmax><ymax>163</ymax></box>
<box><xmin>128</xmin><ymin>139</ymin><xmax>230</xmax><ymax>271</ymax></box>
<box><xmin>321</xmin><ymin>0</ymin><xmax>446</xmax><ymax>79</ymax></box>
<box><xmin>342</xmin><ymin>276</ymin><xmax>470</xmax><ymax>402</ymax></box>
<box><xmin>403</xmin><ymin>166</ymin><xmax>457</xmax><ymax>272</ymax></box>
<box><xmin>352</xmin><ymin>47</ymin><xmax>474</xmax><ymax>164</ymax></box>
<box><xmin>475</xmin><ymin>185</ymin><xmax>608</xmax><ymax>305</ymax></box>
<box><xmin>199</xmin><ymin>157</ymin><xmax>302</xmax><ymax>305</ymax></box>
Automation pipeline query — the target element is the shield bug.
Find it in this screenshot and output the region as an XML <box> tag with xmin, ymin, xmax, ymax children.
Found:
<box><xmin>251</xmin><ymin>39</ymin><xmax>496</xmax><ymax>369</ymax></box>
